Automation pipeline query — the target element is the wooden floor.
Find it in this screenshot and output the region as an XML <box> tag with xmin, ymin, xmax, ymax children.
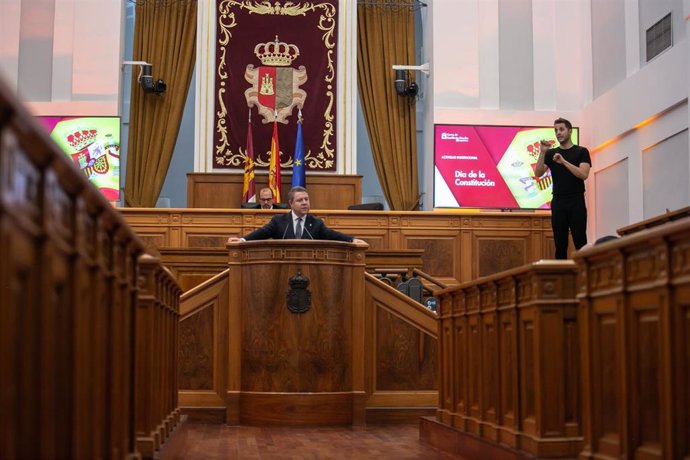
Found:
<box><xmin>158</xmin><ymin>423</ymin><xmax>464</xmax><ymax>459</ymax></box>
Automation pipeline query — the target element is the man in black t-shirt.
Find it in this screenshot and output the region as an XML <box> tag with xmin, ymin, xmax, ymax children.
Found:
<box><xmin>535</xmin><ymin>118</ymin><xmax>592</xmax><ymax>259</ymax></box>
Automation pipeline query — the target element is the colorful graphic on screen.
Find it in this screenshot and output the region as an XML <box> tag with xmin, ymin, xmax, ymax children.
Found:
<box><xmin>38</xmin><ymin>116</ymin><xmax>121</xmax><ymax>201</ymax></box>
<box><xmin>434</xmin><ymin>125</ymin><xmax>579</xmax><ymax>209</ymax></box>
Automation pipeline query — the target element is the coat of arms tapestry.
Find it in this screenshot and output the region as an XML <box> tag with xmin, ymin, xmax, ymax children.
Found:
<box><xmin>213</xmin><ymin>0</ymin><xmax>338</xmax><ymax>171</ymax></box>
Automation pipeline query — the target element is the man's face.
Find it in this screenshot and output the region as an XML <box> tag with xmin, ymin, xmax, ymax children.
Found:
<box><xmin>259</xmin><ymin>190</ymin><xmax>274</xmax><ymax>209</ymax></box>
<box><xmin>554</xmin><ymin>123</ymin><xmax>571</xmax><ymax>145</ymax></box>
<box><xmin>289</xmin><ymin>191</ymin><xmax>310</xmax><ymax>217</ymax></box>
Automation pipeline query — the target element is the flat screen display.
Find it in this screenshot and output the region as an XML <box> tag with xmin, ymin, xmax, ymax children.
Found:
<box><xmin>434</xmin><ymin>124</ymin><xmax>579</xmax><ymax>209</ymax></box>
<box><xmin>38</xmin><ymin>116</ymin><xmax>121</xmax><ymax>201</ymax></box>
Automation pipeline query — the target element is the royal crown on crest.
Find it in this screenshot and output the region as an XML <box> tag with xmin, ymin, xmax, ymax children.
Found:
<box><xmin>67</xmin><ymin>128</ymin><xmax>98</xmax><ymax>151</ymax></box>
<box><xmin>254</xmin><ymin>35</ymin><xmax>300</xmax><ymax>67</ymax></box>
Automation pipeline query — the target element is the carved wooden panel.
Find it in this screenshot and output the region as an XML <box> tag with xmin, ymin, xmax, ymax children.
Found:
<box><xmin>592</xmin><ymin>302</ymin><xmax>622</xmax><ymax>456</ymax></box>
<box><xmin>239</xmin><ymin>263</ymin><xmax>352</xmax><ymax>393</ymax></box>
<box><xmin>404</xmin><ymin>236</ymin><xmax>456</xmax><ymax>278</ymax></box>
<box><xmin>375</xmin><ymin>309</ymin><xmax>436</xmax><ymax>391</ymax></box>
<box><xmin>476</xmin><ymin>237</ymin><xmax>526</xmax><ymax>277</ymax></box>
<box><xmin>186</xmin><ymin>234</ymin><xmax>230</xmax><ymax>248</ymax></box>
<box><xmin>120</xmin><ymin>209</ymin><xmax>555</xmax><ymax>284</ymax></box>
<box><xmin>188</xmin><ymin>172</ymin><xmax>362</xmax><ymax>209</ymax></box>
<box><xmin>680</xmin><ymin>286</ymin><xmax>690</xmax><ymax>458</ymax></box>
<box><xmin>179</xmin><ymin>306</ymin><xmax>214</xmax><ymax>390</ymax></box>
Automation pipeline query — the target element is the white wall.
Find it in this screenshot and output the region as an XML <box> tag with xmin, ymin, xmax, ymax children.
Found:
<box><xmin>0</xmin><ymin>0</ymin><xmax>124</xmax><ymax>116</ymax></box>
<box><xmin>427</xmin><ymin>0</ymin><xmax>689</xmax><ymax>241</ymax></box>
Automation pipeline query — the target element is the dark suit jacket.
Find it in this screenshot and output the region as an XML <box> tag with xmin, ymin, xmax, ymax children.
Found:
<box><xmin>244</xmin><ymin>212</ymin><xmax>353</xmax><ymax>242</ymax></box>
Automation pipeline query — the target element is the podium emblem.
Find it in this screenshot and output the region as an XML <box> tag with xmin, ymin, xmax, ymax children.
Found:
<box><xmin>287</xmin><ymin>271</ymin><xmax>311</xmax><ymax>314</ymax></box>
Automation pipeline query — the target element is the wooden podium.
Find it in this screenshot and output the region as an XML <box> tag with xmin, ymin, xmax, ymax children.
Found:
<box><xmin>225</xmin><ymin>240</ymin><xmax>368</xmax><ymax>425</ymax></box>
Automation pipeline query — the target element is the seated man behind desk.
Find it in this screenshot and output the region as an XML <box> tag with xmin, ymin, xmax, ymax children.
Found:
<box><xmin>228</xmin><ymin>186</ymin><xmax>366</xmax><ymax>243</ymax></box>
<box><xmin>258</xmin><ymin>187</ymin><xmax>278</xmax><ymax>209</ymax></box>
<box><xmin>241</xmin><ymin>187</ymin><xmax>288</xmax><ymax>209</ymax></box>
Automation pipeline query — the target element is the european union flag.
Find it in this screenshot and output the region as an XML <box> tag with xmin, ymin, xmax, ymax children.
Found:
<box><xmin>292</xmin><ymin>118</ymin><xmax>305</xmax><ymax>187</ymax></box>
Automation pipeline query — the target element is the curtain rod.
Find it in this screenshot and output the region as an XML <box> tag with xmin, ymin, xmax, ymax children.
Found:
<box><xmin>357</xmin><ymin>1</ymin><xmax>427</xmax><ymax>12</ymax></box>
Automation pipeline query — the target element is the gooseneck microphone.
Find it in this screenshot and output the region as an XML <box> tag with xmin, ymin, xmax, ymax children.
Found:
<box><xmin>281</xmin><ymin>220</ymin><xmax>290</xmax><ymax>239</ymax></box>
<box><xmin>303</xmin><ymin>221</ymin><xmax>314</xmax><ymax>240</ymax></box>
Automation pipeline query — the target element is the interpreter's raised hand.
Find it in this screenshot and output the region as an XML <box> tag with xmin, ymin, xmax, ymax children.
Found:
<box><xmin>539</xmin><ymin>139</ymin><xmax>551</xmax><ymax>154</ymax></box>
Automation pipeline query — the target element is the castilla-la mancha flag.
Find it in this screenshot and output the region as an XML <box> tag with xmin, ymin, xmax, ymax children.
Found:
<box><xmin>268</xmin><ymin>121</ymin><xmax>281</xmax><ymax>201</ymax></box>
<box><xmin>241</xmin><ymin>117</ymin><xmax>256</xmax><ymax>203</ymax></box>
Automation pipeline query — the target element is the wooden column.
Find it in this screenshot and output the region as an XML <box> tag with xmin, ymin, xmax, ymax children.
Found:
<box><xmin>136</xmin><ymin>254</ymin><xmax>182</xmax><ymax>458</ymax></box>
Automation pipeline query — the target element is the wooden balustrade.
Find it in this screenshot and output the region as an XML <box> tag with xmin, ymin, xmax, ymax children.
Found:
<box><xmin>423</xmin><ymin>260</ymin><xmax>581</xmax><ymax>459</ymax></box>
<box><xmin>616</xmin><ymin>205</ymin><xmax>690</xmax><ymax>236</ymax></box>
<box><xmin>574</xmin><ymin>217</ymin><xmax>690</xmax><ymax>459</ymax></box>
<box><xmin>135</xmin><ymin>255</ymin><xmax>182</xmax><ymax>458</ymax></box>
<box><xmin>0</xmin><ymin>79</ymin><xmax>144</xmax><ymax>458</ymax></box>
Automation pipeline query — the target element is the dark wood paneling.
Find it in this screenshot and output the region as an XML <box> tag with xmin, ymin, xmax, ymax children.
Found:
<box><xmin>188</xmin><ymin>172</ymin><xmax>362</xmax><ymax>210</ymax></box>
<box><xmin>575</xmin><ymin>217</ymin><xmax>690</xmax><ymax>459</ymax></box>
<box><xmin>239</xmin><ymin>393</ymin><xmax>354</xmax><ymax>426</ymax></box>
<box><xmin>240</xmin><ymin>263</ymin><xmax>352</xmax><ymax>393</ymax></box>
<box><xmin>179</xmin><ymin>306</ymin><xmax>214</xmax><ymax>390</ymax></box>
<box><xmin>375</xmin><ymin>310</ymin><xmax>436</xmax><ymax>391</ymax></box>
<box><xmin>405</xmin><ymin>236</ymin><xmax>456</xmax><ymax>278</ymax></box>
<box><xmin>434</xmin><ymin>261</ymin><xmax>582</xmax><ymax>458</ymax></box>
<box><xmin>477</xmin><ymin>238</ymin><xmax>526</xmax><ymax>277</ymax></box>
<box><xmin>120</xmin><ymin>208</ymin><xmax>556</xmax><ymax>285</ymax></box>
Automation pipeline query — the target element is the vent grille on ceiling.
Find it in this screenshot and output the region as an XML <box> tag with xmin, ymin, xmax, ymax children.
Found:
<box><xmin>646</xmin><ymin>13</ymin><xmax>672</xmax><ymax>62</ymax></box>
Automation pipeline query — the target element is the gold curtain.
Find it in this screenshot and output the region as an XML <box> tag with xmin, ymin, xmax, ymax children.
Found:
<box><xmin>124</xmin><ymin>1</ymin><xmax>197</xmax><ymax>207</ymax></box>
<box><xmin>357</xmin><ymin>2</ymin><xmax>419</xmax><ymax>210</ymax></box>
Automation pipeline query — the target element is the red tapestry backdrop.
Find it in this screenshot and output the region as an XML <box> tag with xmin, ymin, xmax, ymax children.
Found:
<box><xmin>214</xmin><ymin>0</ymin><xmax>338</xmax><ymax>171</ymax></box>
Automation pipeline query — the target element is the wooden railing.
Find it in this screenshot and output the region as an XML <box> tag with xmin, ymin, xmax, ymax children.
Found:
<box><xmin>0</xmin><ymin>79</ymin><xmax>143</xmax><ymax>458</ymax></box>
<box><xmin>0</xmin><ymin>78</ymin><xmax>180</xmax><ymax>458</ymax></box>
<box><xmin>135</xmin><ymin>255</ymin><xmax>182</xmax><ymax>458</ymax></box>
<box><xmin>574</xmin><ymin>217</ymin><xmax>690</xmax><ymax>459</ymax></box>
<box><xmin>616</xmin><ymin>205</ymin><xmax>690</xmax><ymax>236</ymax></box>
<box><xmin>426</xmin><ymin>260</ymin><xmax>581</xmax><ymax>458</ymax></box>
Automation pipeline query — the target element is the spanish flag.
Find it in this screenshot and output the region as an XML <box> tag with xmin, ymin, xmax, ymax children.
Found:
<box><xmin>268</xmin><ymin>120</ymin><xmax>281</xmax><ymax>202</ymax></box>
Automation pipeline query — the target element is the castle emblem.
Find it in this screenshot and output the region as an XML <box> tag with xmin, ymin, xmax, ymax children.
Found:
<box><xmin>245</xmin><ymin>36</ymin><xmax>308</xmax><ymax>124</ymax></box>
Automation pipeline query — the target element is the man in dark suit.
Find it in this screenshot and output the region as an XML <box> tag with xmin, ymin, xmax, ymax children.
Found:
<box><xmin>258</xmin><ymin>187</ymin><xmax>280</xmax><ymax>209</ymax></box>
<box><xmin>228</xmin><ymin>186</ymin><xmax>365</xmax><ymax>243</ymax></box>
<box><xmin>241</xmin><ymin>188</ymin><xmax>288</xmax><ymax>209</ymax></box>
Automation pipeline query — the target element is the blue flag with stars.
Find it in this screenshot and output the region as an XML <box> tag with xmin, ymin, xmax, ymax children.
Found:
<box><xmin>292</xmin><ymin>118</ymin><xmax>305</xmax><ymax>187</ymax></box>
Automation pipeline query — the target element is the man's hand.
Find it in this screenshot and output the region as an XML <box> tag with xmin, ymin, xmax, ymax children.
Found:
<box><xmin>353</xmin><ymin>238</ymin><xmax>367</xmax><ymax>245</ymax></box>
<box><xmin>539</xmin><ymin>139</ymin><xmax>551</xmax><ymax>154</ymax></box>
<box><xmin>553</xmin><ymin>153</ymin><xmax>564</xmax><ymax>164</ymax></box>
<box><xmin>227</xmin><ymin>237</ymin><xmax>243</xmax><ymax>243</ymax></box>
<box><xmin>535</xmin><ymin>140</ymin><xmax>551</xmax><ymax>177</ymax></box>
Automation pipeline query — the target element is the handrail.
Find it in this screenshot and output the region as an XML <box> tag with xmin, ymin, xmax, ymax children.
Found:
<box><xmin>364</xmin><ymin>272</ymin><xmax>437</xmax><ymax>338</ymax></box>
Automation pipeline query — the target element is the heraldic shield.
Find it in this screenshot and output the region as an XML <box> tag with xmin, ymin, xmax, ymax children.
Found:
<box><xmin>245</xmin><ymin>36</ymin><xmax>308</xmax><ymax>124</ymax></box>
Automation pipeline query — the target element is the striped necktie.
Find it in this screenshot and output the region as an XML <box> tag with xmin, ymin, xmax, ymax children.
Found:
<box><xmin>295</xmin><ymin>217</ymin><xmax>303</xmax><ymax>239</ymax></box>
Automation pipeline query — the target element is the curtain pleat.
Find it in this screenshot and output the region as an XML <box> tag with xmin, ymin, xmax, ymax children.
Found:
<box><xmin>357</xmin><ymin>2</ymin><xmax>419</xmax><ymax>210</ymax></box>
<box><xmin>124</xmin><ymin>1</ymin><xmax>197</xmax><ymax>207</ymax></box>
